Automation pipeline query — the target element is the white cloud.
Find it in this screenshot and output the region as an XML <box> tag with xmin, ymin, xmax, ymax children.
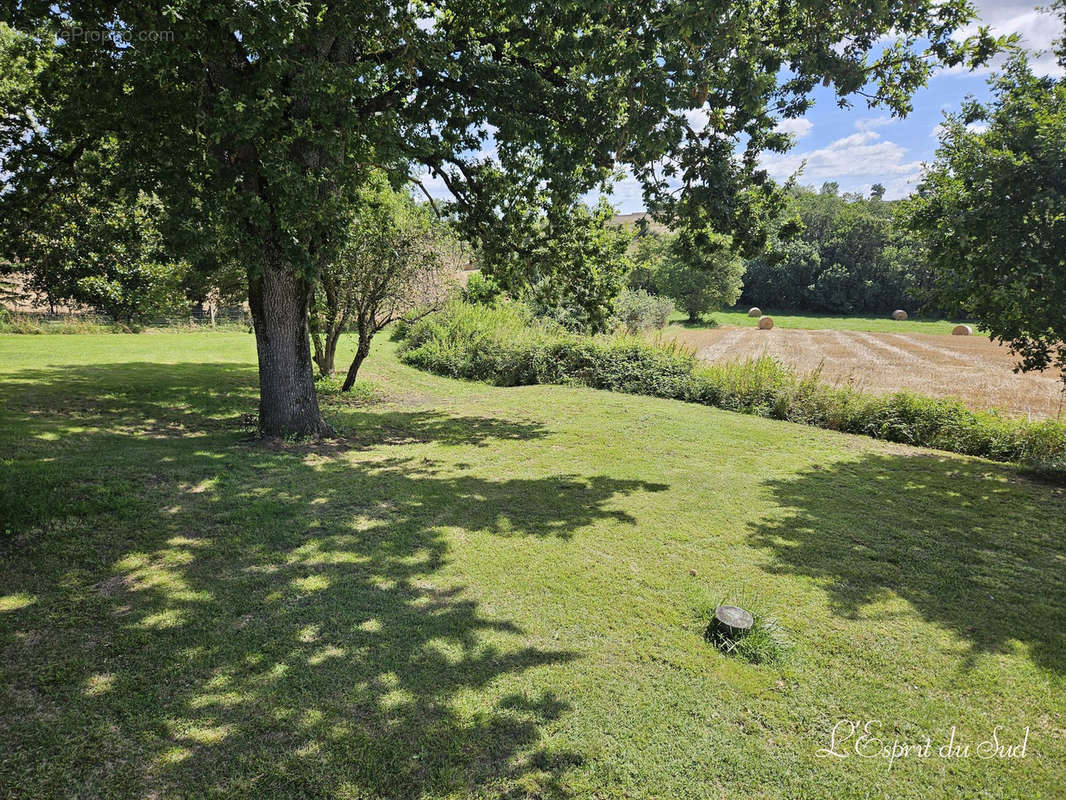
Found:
<box><xmin>930</xmin><ymin>121</ymin><xmax>991</xmax><ymax>139</ymax></box>
<box><xmin>945</xmin><ymin>1</ymin><xmax>1064</xmax><ymax>78</ymax></box>
<box><xmin>854</xmin><ymin>116</ymin><xmax>895</xmax><ymax>132</ymax></box>
<box><xmin>761</xmin><ymin>130</ymin><xmax>922</xmax><ymax>183</ymax></box>
<box><xmin>682</xmin><ymin>107</ymin><xmax>710</xmax><ymax>131</ymax></box>
<box><xmin>774</xmin><ymin>117</ymin><xmax>813</xmax><ymax>139</ymax></box>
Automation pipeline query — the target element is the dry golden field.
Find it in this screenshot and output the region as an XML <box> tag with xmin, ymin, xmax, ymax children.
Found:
<box><xmin>666</xmin><ymin>325</ymin><xmax>1066</xmax><ymax>420</ymax></box>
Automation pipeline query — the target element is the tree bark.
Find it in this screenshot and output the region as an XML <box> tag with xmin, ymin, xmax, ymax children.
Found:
<box><xmin>248</xmin><ymin>256</ymin><xmax>332</xmax><ymax>437</ymax></box>
<box><xmin>340</xmin><ymin>322</ymin><xmax>374</xmax><ymax>392</ymax></box>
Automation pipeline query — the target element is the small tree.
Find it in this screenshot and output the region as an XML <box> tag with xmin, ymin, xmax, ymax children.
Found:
<box><xmin>626</xmin><ymin>232</ymin><xmax>670</xmax><ymax>293</ymax></box>
<box><xmin>310</xmin><ymin>178</ymin><xmax>458</xmax><ymax>390</ymax></box>
<box><xmin>656</xmin><ymin>231</ymin><xmax>745</xmax><ymax>323</ymax></box>
<box><xmin>905</xmin><ymin>51</ymin><xmax>1066</xmax><ymax>384</ymax></box>
<box><xmin>4</xmin><ymin>178</ymin><xmax>188</xmax><ymax>323</ymax></box>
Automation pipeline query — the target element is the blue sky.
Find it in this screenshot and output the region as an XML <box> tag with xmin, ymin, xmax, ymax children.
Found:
<box><xmin>606</xmin><ymin>0</ymin><xmax>1065</xmax><ymax>209</ymax></box>
<box><xmin>419</xmin><ymin>1</ymin><xmax>1063</xmax><ymax>211</ymax></box>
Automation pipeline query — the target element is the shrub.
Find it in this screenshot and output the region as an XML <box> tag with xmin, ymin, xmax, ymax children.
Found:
<box><xmin>461</xmin><ymin>271</ymin><xmax>503</xmax><ymax>305</ymax></box>
<box><xmin>612</xmin><ymin>289</ymin><xmax>675</xmax><ymax>334</ymax></box>
<box><xmin>398</xmin><ymin>302</ymin><xmax>1066</xmax><ymax>472</ymax></box>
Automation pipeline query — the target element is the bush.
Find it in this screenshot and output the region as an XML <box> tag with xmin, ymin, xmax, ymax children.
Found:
<box><xmin>398</xmin><ymin>302</ymin><xmax>1066</xmax><ymax>471</ymax></box>
<box><xmin>460</xmin><ymin>271</ymin><xmax>502</xmax><ymax>305</ymax></box>
<box><xmin>612</xmin><ymin>289</ymin><xmax>674</xmax><ymax>334</ymax></box>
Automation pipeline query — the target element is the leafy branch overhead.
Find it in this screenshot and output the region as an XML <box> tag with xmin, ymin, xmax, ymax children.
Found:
<box><xmin>4</xmin><ymin>2</ymin><xmax>1004</xmax><ymax>263</ymax></box>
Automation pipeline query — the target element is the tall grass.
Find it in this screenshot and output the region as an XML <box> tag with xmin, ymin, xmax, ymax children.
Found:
<box><xmin>399</xmin><ymin>302</ymin><xmax>1066</xmax><ymax>471</ymax></box>
<box><xmin>0</xmin><ymin>310</ymin><xmax>253</xmax><ymax>334</ymax></box>
<box><xmin>0</xmin><ymin>311</ymin><xmax>122</xmax><ymax>334</ymax></box>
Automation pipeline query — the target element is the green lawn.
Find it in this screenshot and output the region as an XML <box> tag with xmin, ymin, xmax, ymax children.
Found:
<box><xmin>678</xmin><ymin>308</ymin><xmax>976</xmax><ymax>335</ymax></box>
<box><xmin>1</xmin><ymin>332</ymin><xmax>1063</xmax><ymax>799</ymax></box>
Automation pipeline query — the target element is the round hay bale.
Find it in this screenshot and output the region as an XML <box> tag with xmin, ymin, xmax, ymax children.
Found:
<box><xmin>747</xmin><ymin>307</ymin><xmax>762</xmax><ymax>318</ymax></box>
<box><xmin>952</xmin><ymin>324</ymin><xmax>972</xmax><ymax>336</ymax></box>
<box><xmin>892</xmin><ymin>309</ymin><xmax>908</xmax><ymax>321</ymax></box>
<box><xmin>757</xmin><ymin>315</ymin><xmax>774</xmax><ymax>330</ymax></box>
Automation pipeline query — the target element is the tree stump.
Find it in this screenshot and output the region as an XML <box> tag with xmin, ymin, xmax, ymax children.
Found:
<box><xmin>714</xmin><ymin>604</ymin><xmax>754</xmax><ymax>635</ymax></box>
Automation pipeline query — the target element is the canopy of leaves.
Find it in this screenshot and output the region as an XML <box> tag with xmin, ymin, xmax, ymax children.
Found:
<box><xmin>0</xmin><ymin>139</ymin><xmax>190</xmax><ymax>321</ymax></box>
<box><xmin>2</xmin><ymin>1</ymin><xmax>1002</xmax><ymax>278</ymax></box>
<box><xmin>483</xmin><ymin>200</ymin><xmax>632</xmax><ymax>333</ymax></box>
<box><xmin>905</xmin><ymin>54</ymin><xmax>1066</xmax><ymax>383</ymax></box>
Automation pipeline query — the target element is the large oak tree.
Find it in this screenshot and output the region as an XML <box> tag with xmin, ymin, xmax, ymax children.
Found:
<box><xmin>2</xmin><ymin>1</ymin><xmax>999</xmax><ymax>435</ymax></box>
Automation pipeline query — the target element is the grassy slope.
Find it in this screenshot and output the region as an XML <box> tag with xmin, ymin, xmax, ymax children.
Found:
<box><xmin>1</xmin><ymin>332</ymin><xmax>1063</xmax><ymax>799</ymax></box>
<box><xmin>680</xmin><ymin>309</ymin><xmax>977</xmax><ymax>335</ymax></box>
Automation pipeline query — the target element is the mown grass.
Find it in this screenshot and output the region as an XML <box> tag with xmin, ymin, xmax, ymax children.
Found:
<box><xmin>681</xmin><ymin>308</ymin><xmax>977</xmax><ymax>335</ymax></box>
<box><xmin>1</xmin><ymin>332</ymin><xmax>1064</xmax><ymax>799</ymax></box>
<box><xmin>400</xmin><ymin>303</ymin><xmax>1066</xmax><ymax>471</ymax></box>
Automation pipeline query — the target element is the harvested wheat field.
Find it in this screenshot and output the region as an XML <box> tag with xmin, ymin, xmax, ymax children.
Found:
<box><xmin>666</xmin><ymin>325</ymin><xmax>1066</xmax><ymax>419</ymax></box>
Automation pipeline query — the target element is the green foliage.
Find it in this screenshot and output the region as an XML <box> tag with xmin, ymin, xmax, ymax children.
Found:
<box><xmin>626</xmin><ymin>227</ymin><xmax>744</xmax><ymax>323</ymax></box>
<box><xmin>310</xmin><ymin>172</ymin><xmax>459</xmax><ymax>381</ymax></box>
<box><xmin>905</xmin><ymin>54</ymin><xmax>1066</xmax><ymax>384</ymax></box>
<box><xmin>1</xmin><ymin>4</ymin><xmax>1005</xmax><ymax>433</ymax></box>
<box><xmin>654</xmin><ymin>231</ymin><xmax>745</xmax><ymax>322</ymax></box>
<box><xmin>742</xmin><ymin>186</ymin><xmax>933</xmax><ymax>315</ymax></box>
<box><xmin>3</xmin><ymin>177</ymin><xmax>189</xmax><ymax>322</ymax></box>
<box><xmin>461</xmin><ymin>271</ymin><xmax>503</xmax><ymax>306</ymax></box>
<box><xmin>399</xmin><ymin>303</ymin><xmax>1066</xmax><ymax>471</ymax></box>
<box><xmin>612</xmin><ymin>289</ymin><xmax>674</xmax><ymax>334</ymax></box>
<box><xmin>480</xmin><ymin>200</ymin><xmax>632</xmax><ymax>333</ymax></box>
<box><xmin>625</xmin><ymin>233</ymin><xmax>669</xmax><ymax>292</ymax></box>
<box><xmin>1</xmin><ymin>5</ymin><xmax>1002</xmax><ymax>284</ymax></box>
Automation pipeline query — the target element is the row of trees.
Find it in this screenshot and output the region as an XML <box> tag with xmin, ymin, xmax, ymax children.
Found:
<box><xmin>740</xmin><ymin>184</ymin><xmax>934</xmax><ymax>316</ymax></box>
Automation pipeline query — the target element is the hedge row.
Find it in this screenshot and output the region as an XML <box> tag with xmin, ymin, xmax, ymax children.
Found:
<box><xmin>398</xmin><ymin>302</ymin><xmax>1066</xmax><ymax>471</ymax></box>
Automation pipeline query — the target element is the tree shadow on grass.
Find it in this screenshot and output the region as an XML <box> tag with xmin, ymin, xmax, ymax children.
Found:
<box><xmin>747</xmin><ymin>454</ymin><xmax>1066</xmax><ymax>675</ymax></box>
<box><xmin>0</xmin><ymin>362</ymin><xmax>667</xmax><ymax>798</ymax></box>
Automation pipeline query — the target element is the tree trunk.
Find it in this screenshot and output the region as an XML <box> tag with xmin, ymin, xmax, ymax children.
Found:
<box><xmin>310</xmin><ymin>326</ymin><xmax>328</xmax><ymax>375</ymax></box>
<box><xmin>324</xmin><ymin>331</ymin><xmax>340</xmax><ymax>376</ymax></box>
<box><xmin>341</xmin><ymin>323</ymin><xmax>374</xmax><ymax>392</ymax></box>
<box><xmin>310</xmin><ymin>321</ymin><xmax>342</xmax><ymax>377</ymax></box>
<box><xmin>248</xmin><ymin>257</ymin><xmax>332</xmax><ymax>437</ymax></box>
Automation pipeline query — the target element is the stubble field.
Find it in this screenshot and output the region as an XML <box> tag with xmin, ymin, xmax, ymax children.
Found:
<box><xmin>666</xmin><ymin>325</ymin><xmax>1066</xmax><ymax>420</ymax></box>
